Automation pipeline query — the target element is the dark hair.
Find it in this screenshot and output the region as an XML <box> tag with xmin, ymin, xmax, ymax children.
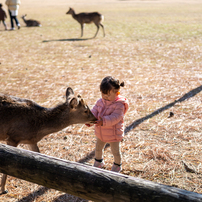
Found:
<box><xmin>0</xmin><ymin>4</ymin><xmax>2</xmax><ymax>8</ymax></box>
<box><xmin>100</xmin><ymin>76</ymin><xmax>124</xmax><ymax>94</ymax></box>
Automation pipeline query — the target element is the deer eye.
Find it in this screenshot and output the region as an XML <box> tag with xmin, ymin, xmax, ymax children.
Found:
<box><xmin>84</xmin><ymin>110</ymin><xmax>88</xmax><ymax>113</ymax></box>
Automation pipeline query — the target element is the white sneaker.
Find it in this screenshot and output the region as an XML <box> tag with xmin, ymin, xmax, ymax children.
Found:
<box><xmin>111</xmin><ymin>163</ymin><xmax>122</xmax><ymax>173</ymax></box>
<box><xmin>93</xmin><ymin>160</ymin><xmax>105</xmax><ymax>168</ymax></box>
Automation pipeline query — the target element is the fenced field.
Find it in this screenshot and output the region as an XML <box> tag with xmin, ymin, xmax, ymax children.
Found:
<box><xmin>0</xmin><ymin>0</ymin><xmax>202</xmax><ymax>201</ymax></box>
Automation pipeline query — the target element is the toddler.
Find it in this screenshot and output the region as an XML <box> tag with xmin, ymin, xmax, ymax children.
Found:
<box><xmin>91</xmin><ymin>76</ymin><xmax>129</xmax><ymax>172</ymax></box>
<box><xmin>0</xmin><ymin>3</ymin><xmax>7</xmax><ymax>30</ymax></box>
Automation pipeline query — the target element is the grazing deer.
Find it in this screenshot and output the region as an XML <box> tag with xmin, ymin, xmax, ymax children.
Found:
<box><xmin>21</xmin><ymin>14</ymin><xmax>41</xmax><ymax>27</ymax></box>
<box><xmin>66</xmin><ymin>7</ymin><xmax>105</xmax><ymax>38</ymax></box>
<box><xmin>0</xmin><ymin>87</ymin><xmax>97</xmax><ymax>194</ymax></box>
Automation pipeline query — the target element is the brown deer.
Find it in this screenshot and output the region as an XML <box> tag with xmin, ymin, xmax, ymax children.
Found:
<box><xmin>66</xmin><ymin>7</ymin><xmax>105</xmax><ymax>38</ymax></box>
<box><xmin>21</xmin><ymin>14</ymin><xmax>41</xmax><ymax>27</ymax></box>
<box><xmin>0</xmin><ymin>87</ymin><xmax>97</xmax><ymax>194</ymax></box>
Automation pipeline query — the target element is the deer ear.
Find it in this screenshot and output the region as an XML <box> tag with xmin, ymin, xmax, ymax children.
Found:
<box><xmin>66</xmin><ymin>87</ymin><xmax>74</xmax><ymax>99</ymax></box>
<box><xmin>80</xmin><ymin>98</ymin><xmax>85</xmax><ymax>105</ymax></box>
<box><xmin>69</xmin><ymin>98</ymin><xmax>79</xmax><ymax>108</ymax></box>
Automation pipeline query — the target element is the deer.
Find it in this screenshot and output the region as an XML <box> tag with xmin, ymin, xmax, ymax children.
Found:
<box><xmin>21</xmin><ymin>14</ymin><xmax>41</xmax><ymax>27</ymax></box>
<box><xmin>0</xmin><ymin>87</ymin><xmax>97</xmax><ymax>195</ymax></box>
<box><xmin>66</xmin><ymin>7</ymin><xmax>105</xmax><ymax>38</ymax></box>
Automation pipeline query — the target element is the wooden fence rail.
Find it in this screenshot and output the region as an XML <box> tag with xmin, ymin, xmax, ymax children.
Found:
<box><xmin>0</xmin><ymin>144</ymin><xmax>202</xmax><ymax>202</ymax></box>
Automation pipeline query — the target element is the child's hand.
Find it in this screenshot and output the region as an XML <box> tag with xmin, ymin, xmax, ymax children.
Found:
<box><xmin>95</xmin><ymin>117</ymin><xmax>103</xmax><ymax>126</ymax></box>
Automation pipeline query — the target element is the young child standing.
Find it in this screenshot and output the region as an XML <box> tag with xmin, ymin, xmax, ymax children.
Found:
<box><xmin>5</xmin><ymin>0</ymin><xmax>21</xmax><ymax>30</ymax></box>
<box><xmin>91</xmin><ymin>76</ymin><xmax>129</xmax><ymax>172</ymax></box>
<box><xmin>0</xmin><ymin>3</ymin><xmax>7</xmax><ymax>30</ymax></box>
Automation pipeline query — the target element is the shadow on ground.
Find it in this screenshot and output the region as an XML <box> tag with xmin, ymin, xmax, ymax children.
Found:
<box><xmin>17</xmin><ymin>187</ymin><xmax>49</xmax><ymax>202</ymax></box>
<box><xmin>42</xmin><ymin>38</ymin><xmax>93</xmax><ymax>42</ymax></box>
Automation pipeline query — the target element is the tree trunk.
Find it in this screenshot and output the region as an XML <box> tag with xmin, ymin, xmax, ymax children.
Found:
<box><xmin>0</xmin><ymin>144</ymin><xmax>201</xmax><ymax>202</ymax></box>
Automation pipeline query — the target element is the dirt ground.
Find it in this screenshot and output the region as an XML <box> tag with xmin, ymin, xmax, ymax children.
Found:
<box><xmin>0</xmin><ymin>0</ymin><xmax>202</xmax><ymax>201</ymax></box>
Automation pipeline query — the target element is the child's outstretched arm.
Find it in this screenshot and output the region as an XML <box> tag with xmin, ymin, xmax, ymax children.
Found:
<box><xmin>91</xmin><ymin>102</ymin><xmax>99</xmax><ymax>119</ymax></box>
<box><xmin>85</xmin><ymin>100</ymin><xmax>99</xmax><ymax>127</ymax></box>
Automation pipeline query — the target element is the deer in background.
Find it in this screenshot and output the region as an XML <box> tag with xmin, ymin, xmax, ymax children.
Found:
<box><xmin>66</xmin><ymin>7</ymin><xmax>105</xmax><ymax>38</ymax></box>
<box><xmin>21</xmin><ymin>14</ymin><xmax>41</xmax><ymax>27</ymax></box>
<box><xmin>0</xmin><ymin>87</ymin><xmax>97</xmax><ymax>195</ymax></box>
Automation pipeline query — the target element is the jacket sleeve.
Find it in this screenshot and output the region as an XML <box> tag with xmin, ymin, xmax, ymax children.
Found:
<box><xmin>102</xmin><ymin>103</ymin><xmax>125</xmax><ymax>127</ymax></box>
<box><xmin>91</xmin><ymin>102</ymin><xmax>99</xmax><ymax>119</ymax></box>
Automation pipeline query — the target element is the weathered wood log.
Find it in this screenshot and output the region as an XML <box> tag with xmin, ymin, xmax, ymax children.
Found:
<box><xmin>0</xmin><ymin>144</ymin><xmax>201</xmax><ymax>202</ymax></box>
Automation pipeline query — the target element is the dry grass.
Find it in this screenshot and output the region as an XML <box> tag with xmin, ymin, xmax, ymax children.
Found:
<box><xmin>0</xmin><ymin>0</ymin><xmax>202</xmax><ymax>201</ymax></box>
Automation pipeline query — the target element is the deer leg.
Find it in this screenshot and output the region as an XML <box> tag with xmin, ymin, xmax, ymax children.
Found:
<box><xmin>0</xmin><ymin>141</ymin><xmax>17</xmax><ymax>195</ymax></box>
<box><xmin>93</xmin><ymin>24</ymin><xmax>100</xmax><ymax>38</ymax></box>
<box><xmin>80</xmin><ymin>24</ymin><xmax>84</xmax><ymax>37</ymax></box>
<box><xmin>100</xmin><ymin>23</ymin><xmax>105</xmax><ymax>37</ymax></box>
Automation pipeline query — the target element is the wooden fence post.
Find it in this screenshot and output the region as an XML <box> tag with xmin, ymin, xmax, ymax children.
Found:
<box><xmin>0</xmin><ymin>144</ymin><xmax>202</xmax><ymax>202</ymax></box>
